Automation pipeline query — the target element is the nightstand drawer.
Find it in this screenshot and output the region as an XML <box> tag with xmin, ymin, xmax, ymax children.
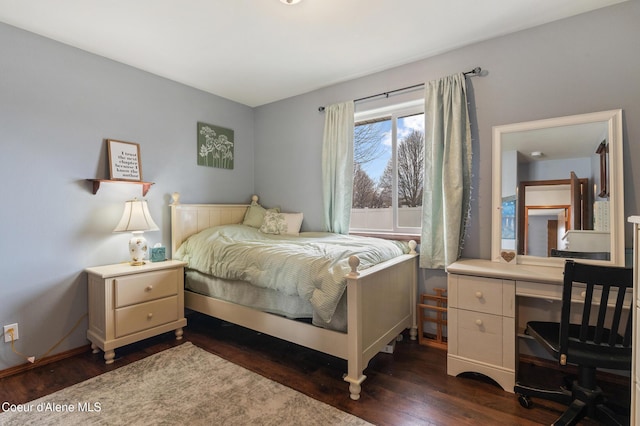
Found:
<box><xmin>115</xmin><ymin>296</ymin><xmax>179</xmax><ymax>337</ymax></box>
<box><xmin>456</xmin><ymin>309</ymin><xmax>503</xmax><ymax>365</ymax></box>
<box><xmin>115</xmin><ymin>269</ymin><xmax>178</xmax><ymax>307</ymax></box>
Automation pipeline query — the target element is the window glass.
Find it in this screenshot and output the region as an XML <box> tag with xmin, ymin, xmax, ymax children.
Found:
<box><xmin>351</xmin><ymin>102</ymin><xmax>424</xmax><ymax>235</ymax></box>
<box><xmin>396</xmin><ymin>113</ymin><xmax>424</xmax><ymax>228</ymax></box>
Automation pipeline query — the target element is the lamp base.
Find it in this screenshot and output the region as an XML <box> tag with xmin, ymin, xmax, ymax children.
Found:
<box><xmin>129</xmin><ymin>233</ymin><xmax>149</xmax><ymax>266</ymax></box>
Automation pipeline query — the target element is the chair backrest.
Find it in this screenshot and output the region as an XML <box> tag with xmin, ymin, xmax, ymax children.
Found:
<box><xmin>559</xmin><ymin>260</ymin><xmax>633</xmax><ymax>369</ymax></box>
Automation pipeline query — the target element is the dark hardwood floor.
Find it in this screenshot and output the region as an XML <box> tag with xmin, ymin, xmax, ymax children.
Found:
<box><xmin>1</xmin><ymin>312</ymin><xmax>630</xmax><ymax>425</ymax></box>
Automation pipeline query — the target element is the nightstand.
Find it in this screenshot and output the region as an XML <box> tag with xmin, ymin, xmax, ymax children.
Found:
<box><xmin>85</xmin><ymin>260</ymin><xmax>187</xmax><ymax>364</ymax></box>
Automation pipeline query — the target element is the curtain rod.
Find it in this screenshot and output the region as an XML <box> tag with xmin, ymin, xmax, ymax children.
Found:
<box><xmin>318</xmin><ymin>66</ymin><xmax>482</xmax><ymax>112</ymax></box>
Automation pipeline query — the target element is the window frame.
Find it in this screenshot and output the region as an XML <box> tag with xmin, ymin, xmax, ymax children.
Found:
<box><xmin>351</xmin><ymin>99</ymin><xmax>424</xmax><ymax>237</ymax></box>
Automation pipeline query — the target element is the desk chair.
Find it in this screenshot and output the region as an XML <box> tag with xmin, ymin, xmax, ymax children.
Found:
<box><xmin>514</xmin><ymin>260</ymin><xmax>633</xmax><ymax>426</ymax></box>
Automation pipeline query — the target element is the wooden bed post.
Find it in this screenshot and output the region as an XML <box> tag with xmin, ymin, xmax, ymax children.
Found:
<box><xmin>345</xmin><ymin>256</ymin><xmax>366</xmax><ymax>400</ymax></box>
<box><xmin>408</xmin><ymin>240</ymin><xmax>418</xmax><ymax>341</ymax></box>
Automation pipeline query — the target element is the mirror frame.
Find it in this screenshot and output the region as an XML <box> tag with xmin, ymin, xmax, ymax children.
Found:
<box><xmin>491</xmin><ymin>109</ymin><xmax>624</xmax><ymax>267</ymax></box>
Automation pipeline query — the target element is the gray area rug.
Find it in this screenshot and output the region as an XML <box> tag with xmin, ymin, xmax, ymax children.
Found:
<box><xmin>0</xmin><ymin>342</ymin><xmax>372</xmax><ymax>425</ymax></box>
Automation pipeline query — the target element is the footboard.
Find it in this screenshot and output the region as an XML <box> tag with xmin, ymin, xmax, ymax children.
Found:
<box><xmin>343</xmin><ymin>249</ymin><xmax>418</xmax><ymax>400</ymax></box>
<box><xmin>184</xmin><ymin>249</ymin><xmax>418</xmax><ymax>401</ymax></box>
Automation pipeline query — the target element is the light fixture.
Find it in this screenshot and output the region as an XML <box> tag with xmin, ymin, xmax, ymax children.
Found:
<box><xmin>280</xmin><ymin>0</ymin><xmax>301</xmax><ymax>4</ymax></box>
<box><xmin>113</xmin><ymin>199</ymin><xmax>159</xmax><ymax>266</ymax></box>
<box><xmin>530</xmin><ymin>151</ymin><xmax>544</xmax><ymax>158</ymax></box>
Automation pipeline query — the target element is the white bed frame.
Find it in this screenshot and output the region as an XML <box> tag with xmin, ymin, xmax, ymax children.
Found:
<box><xmin>170</xmin><ymin>194</ymin><xmax>418</xmax><ymax>400</ymax></box>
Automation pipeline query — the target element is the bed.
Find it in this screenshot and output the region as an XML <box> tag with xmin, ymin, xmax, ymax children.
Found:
<box><xmin>170</xmin><ymin>194</ymin><xmax>419</xmax><ymax>400</ymax></box>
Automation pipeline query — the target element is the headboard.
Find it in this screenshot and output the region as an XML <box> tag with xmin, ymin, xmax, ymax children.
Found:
<box><xmin>169</xmin><ymin>193</ymin><xmax>255</xmax><ymax>257</ymax></box>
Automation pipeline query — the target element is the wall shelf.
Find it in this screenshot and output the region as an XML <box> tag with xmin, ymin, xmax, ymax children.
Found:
<box><xmin>87</xmin><ymin>179</ymin><xmax>155</xmax><ymax>196</ymax></box>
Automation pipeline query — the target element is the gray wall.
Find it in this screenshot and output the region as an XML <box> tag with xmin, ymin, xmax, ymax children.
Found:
<box><xmin>254</xmin><ymin>1</ymin><xmax>640</xmax><ymax>294</ymax></box>
<box><xmin>0</xmin><ymin>23</ymin><xmax>255</xmax><ymax>370</ymax></box>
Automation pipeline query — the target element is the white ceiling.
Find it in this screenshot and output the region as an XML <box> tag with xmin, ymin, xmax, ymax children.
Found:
<box><xmin>0</xmin><ymin>0</ymin><xmax>627</xmax><ymax>107</ymax></box>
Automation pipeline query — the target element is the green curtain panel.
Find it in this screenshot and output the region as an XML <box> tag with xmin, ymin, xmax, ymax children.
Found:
<box><xmin>421</xmin><ymin>73</ymin><xmax>472</xmax><ymax>269</ymax></box>
<box><xmin>322</xmin><ymin>101</ymin><xmax>354</xmax><ymax>234</ymax></box>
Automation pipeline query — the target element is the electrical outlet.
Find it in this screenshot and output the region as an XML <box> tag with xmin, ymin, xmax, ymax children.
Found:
<box><xmin>4</xmin><ymin>323</ymin><xmax>18</xmax><ymax>343</ymax></box>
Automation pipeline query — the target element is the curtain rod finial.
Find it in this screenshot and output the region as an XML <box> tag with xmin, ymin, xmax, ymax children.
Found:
<box><xmin>463</xmin><ymin>66</ymin><xmax>483</xmax><ymax>77</ymax></box>
<box><xmin>318</xmin><ymin>106</ymin><xmax>325</xmax><ymax>112</ymax></box>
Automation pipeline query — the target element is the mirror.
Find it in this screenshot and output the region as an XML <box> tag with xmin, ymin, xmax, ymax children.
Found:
<box><xmin>491</xmin><ymin>109</ymin><xmax>624</xmax><ymax>267</ymax></box>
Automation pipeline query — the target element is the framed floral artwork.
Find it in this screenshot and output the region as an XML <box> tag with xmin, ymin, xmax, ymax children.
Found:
<box><xmin>197</xmin><ymin>122</ymin><xmax>234</xmax><ymax>169</ymax></box>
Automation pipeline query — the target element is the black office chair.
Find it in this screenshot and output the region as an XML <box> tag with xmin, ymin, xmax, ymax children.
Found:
<box><xmin>514</xmin><ymin>260</ymin><xmax>633</xmax><ymax>426</ymax></box>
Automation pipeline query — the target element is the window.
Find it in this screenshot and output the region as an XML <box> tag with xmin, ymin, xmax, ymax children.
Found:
<box><xmin>350</xmin><ymin>100</ymin><xmax>424</xmax><ymax>236</ymax></box>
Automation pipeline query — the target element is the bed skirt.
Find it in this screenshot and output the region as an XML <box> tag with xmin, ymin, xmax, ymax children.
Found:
<box><xmin>185</xmin><ymin>269</ymin><xmax>348</xmax><ymax>332</ymax></box>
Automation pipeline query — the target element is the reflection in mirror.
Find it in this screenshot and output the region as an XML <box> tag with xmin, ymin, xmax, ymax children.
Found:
<box><xmin>491</xmin><ymin>110</ymin><xmax>624</xmax><ymax>267</ymax></box>
<box><xmin>517</xmin><ymin>176</ymin><xmax>592</xmax><ymax>257</ymax></box>
<box><xmin>524</xmin><ymin>205</ymin><xmax>569</xmax><ymax>257</ymax></box>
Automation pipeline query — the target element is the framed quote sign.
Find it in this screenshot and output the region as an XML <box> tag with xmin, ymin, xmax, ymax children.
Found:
<box><xmin>107</xmin><ymin>139</ymin><xmax>142</xmax><ymax>181</ymax></box>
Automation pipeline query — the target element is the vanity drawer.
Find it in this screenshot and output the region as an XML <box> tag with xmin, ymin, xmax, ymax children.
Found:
<box><xmin>517</xmin><ymin>280</ymin><xmax>630</xmax><ymax>307</ymax></box>
<box><xmin>115</xmin><ymin>296</ymin><xmax>179</xmax><ymax>337</ymax></box>
<box><xmin>114</xmin><ymin>269</ymin><xmax>178</xmax><ymax>307</ymax></box>
<box><xmin>455</xmin><ymin>275</ymin><xmax>504</xmax><ymax>315</ymax></box>
<box><xmin>455</xmin><ymin>309</ymin><xmax>503</xmax><ymax>366</ymax></box>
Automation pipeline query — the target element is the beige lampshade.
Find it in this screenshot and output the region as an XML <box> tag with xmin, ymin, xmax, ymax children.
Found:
<box><xmin>113</xmin><ymin>199</ymin><xmax>159</xmax><ymax>233</ymax></box>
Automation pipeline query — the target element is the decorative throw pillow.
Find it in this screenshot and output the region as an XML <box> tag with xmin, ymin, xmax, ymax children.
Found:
<box><xmin>260</xmin><ymin>211</ymin><xmax>303</xmax><ymax>235</ymax></box>
<box><xmin>242</xmin><ymin>202</ymin><xmax>265</xmax><ymax>228</ymax></box>
<box><xmin>243</xmin><ymin>202</ymin><xmax>280</xmax><ymax>228</ymax></box>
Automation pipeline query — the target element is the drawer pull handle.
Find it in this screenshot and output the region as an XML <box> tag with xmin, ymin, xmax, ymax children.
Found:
<box><xmin>475</xmin><ymin>291</ymin><xmax>483</xmax><ymax>299</ymax></box>
<box><xmin>580</xmin><ymin>291</ymin><xmax>586</xmax><ymax>298</ymax></box>
<box><xmin>475</xmin><ymin>319</ymin><xmax>483</xmax><ymax>326</ymax></box>
<box><xmin>147</xmin><ymin>313</ymin><xmax>153</xmax><ymax>319</ymax></box>
<box><xmin>146</xmin><ymin>285</ymin><xmax>153</xmax><ymax>292</ymax></box>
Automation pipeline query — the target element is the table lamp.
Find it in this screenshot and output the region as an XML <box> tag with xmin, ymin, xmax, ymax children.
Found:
<box><xmin>113</xmin><ymin>199</ymin><xmax>159</xmax><ymax>265</ymax></box>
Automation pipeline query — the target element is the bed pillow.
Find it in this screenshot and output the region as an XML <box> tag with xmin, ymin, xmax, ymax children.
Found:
<box><xmin>242</xmin><ymin>202</ymin><xmax>279</xmax><ymax>228</ymax></box>
<box><xmin>259</xmin><ymin>210</ymin><xmax>303</xmax><ymax>235</ymax></box>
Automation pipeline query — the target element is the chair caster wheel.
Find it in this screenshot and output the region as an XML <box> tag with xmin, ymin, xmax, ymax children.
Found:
<box><xmin>517</xmin><ymin>394</ymin><xmax>532</xmax><ymax>409</ymax></box>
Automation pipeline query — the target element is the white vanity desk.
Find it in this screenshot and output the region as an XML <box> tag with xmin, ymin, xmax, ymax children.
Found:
<box><xmin>446</xmin><ymin>258</ymin><xmax>565</xmax><ymax>393</ymax></box>
<box><xmin>457</xmin><ymin>108</ymin><xmax>628</xmax><ymax>393</ymax></box>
